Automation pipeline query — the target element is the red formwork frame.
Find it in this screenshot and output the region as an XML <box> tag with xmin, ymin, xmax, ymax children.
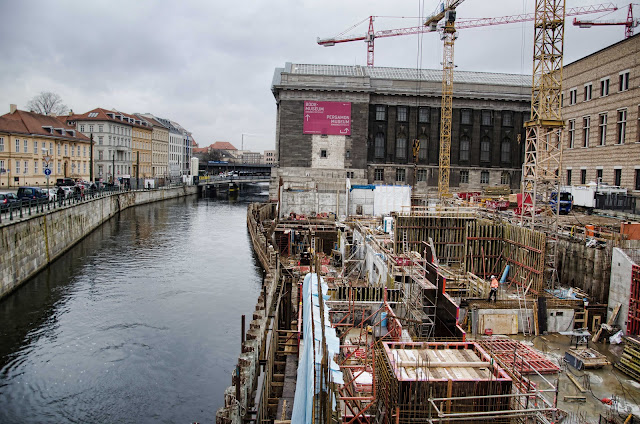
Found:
<box><xmin>628</xmin><ymin>265</ymin><xmax>640</xmax><ymax>335</ymax></box>
<box><xmin>481</xmin><ymin>338</ymin><xmax>560</xmax><ymax>375</ymax></box>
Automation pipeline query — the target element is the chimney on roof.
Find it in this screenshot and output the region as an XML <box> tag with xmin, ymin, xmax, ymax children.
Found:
<box><xmin>10</xmin><ymin>104</ymin><xmax>17</xmax><ymax>114</ymax></box>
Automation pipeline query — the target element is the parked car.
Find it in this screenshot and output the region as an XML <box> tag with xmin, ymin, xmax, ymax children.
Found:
<box><xmin>16</xmin><ymin>186</ymin><xmax>48</xmax><ymax>202</ymax></box>
<box><xmin>56</xmin><ymin>178</ymin><xmax>76</xmax><ymax>187</ymax></box>
<box><xmin>0</xmin><ymin>192</ymin><xmax>20</xmax><ymax>211</ymax></box>
<box><xmin>61</xmin><ymin>186</ymin><xmax>74</xmax><ymax>199</ymax></box>
<box><xmin>45</xmin><ymin>188</ymin><xmax>58</xmax><ymax>202</ymax></box>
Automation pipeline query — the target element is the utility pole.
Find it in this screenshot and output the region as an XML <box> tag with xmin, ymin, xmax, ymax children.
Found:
<box><xmin>112</xmin><ymin>152</ymin><xmax>115</xmax><ymax>185</ymax></box>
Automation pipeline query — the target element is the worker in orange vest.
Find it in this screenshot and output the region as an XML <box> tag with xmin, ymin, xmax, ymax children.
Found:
<box><xmin>487</xmin><ymin>275</ymin><xmax>499</xmax><ymax>302</ymax></box>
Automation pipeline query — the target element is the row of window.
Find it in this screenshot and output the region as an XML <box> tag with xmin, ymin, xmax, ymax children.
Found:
<box><xmin>567</xmin><ymin>71</ymin><xmax>630</xmax><ymax>105</ymax></box>
<box><xmin>79</xmin><ymin>123</ymin><xmax>132</xmax><ymax>136</ymax></box>
<box><xmin>0</xmin><ymin>137</ymin><xmax>91</xmax><ymax>158</ymax></box>
<box><xmin>566</xmin><ymin>168</ymin><xmax>640</xmax><ymax>190</ymax></box>
<box><xmin>374</xmin><ymin>106</ymin><xmax>514</xmax><ymax>127</ymax></box>
<box><xmin>373</xmin><ymin>168</ymin><xmax>510</xmax><ymax>185</ymax></box>
<box><xmin>96</xmin><ymin>164</ymin><xmax>132</xmax><ymax>177</ymax></box>
<box><xmin>0</xmin><ymin>159</ymin><xmax>88</xmax><ymax>175</ymax></box>
<box><xmin>373</xmin><ymin>133</ymin><xmax>513</xmax><ymax>163</ymax></box>
<box><xmin>567</xmin><ymin>106</ymin><xmax>637</xmax><ymax>148</ymax></box>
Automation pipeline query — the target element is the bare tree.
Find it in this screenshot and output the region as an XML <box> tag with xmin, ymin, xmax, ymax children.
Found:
<box><xmin>26</xmin><ymin>92</ymin><xmax>69</xmax><ymax>116</ymax></box>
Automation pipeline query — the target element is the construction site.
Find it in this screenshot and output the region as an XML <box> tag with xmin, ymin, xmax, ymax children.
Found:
<box><xmin>216</xmin><ymin>1</ymin><xmax>640</xmax><ymax>423</ymax></box>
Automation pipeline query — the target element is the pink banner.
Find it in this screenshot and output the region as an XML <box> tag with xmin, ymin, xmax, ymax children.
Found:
<box><xmin>303</xmin><ymin>101</ymin><xmax>351</xmax><ymax>135</ymax></box>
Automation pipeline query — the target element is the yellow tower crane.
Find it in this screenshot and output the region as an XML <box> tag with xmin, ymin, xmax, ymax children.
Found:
<box><xmin>424</xmin><ymin>0</ymin><xmax>466</xmax><ymax>199</ymax></box>
<box><xmin>521</xmin><ymin>0</ymin><xmax>566</xmax><ymax>290</ymax></box>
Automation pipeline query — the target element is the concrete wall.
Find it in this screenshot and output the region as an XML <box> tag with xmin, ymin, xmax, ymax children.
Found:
<box><xmin>608</xmin><ymin>248</ymin><xmax>637</xmax><ymax>333</ymax></box>
<box><xmin>557</xmin><ymin>237</ymin><xmax>613</xmax><ymax>304</ymax></box>
<box><xmin>0</xmin><ymin>186</ymin><xmax>197</xmax><ymax>299</ymax></box>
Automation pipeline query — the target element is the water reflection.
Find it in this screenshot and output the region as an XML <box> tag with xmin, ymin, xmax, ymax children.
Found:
<box><xmin>0</xmin><ymin>191</ymin><xmax>266</xmax><ymax>423</ymax></box>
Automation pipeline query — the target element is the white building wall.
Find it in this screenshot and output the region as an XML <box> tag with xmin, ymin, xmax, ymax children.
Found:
<box><xmin>311</xmin><ymin>134</ymin><xmax>345</xmax><ymax>169</ymax></box>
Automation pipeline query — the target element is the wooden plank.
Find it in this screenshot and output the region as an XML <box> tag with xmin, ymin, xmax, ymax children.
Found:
<box><xmin>563</xmin><ymin>396</ymin><xmax>586</xmax><ymax>402</ymax></box>
<box><xmin>567</xmin><ymin>373</ymin><xmax>586</xmax><ymax>392</ymax></box>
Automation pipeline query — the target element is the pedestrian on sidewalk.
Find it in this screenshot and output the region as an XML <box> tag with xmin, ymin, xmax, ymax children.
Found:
<box><xmin>487</xmin><ymin>275</ymin><xmax>499</xmax><ymax>302</ymax></box>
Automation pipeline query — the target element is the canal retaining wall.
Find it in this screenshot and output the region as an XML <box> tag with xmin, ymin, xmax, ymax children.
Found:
<box><xmin>0</xmin><ymin>186</ymin><xmax>197</xmax><ymax>300</ymax></box>
<box><xmin>217</xmin><ymin>202</ymin><xmax>280</xmax><ymax>424</ymax></box>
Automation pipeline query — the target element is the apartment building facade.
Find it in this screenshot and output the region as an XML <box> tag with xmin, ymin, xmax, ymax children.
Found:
<box><xmin>561</xmin><ymin>34</ymin><xmax>640</xmax><ymax>193</ymax></box>
<box><xmin>0</xmin><ymin>105</ymin><xmax>91</xmax><ymax>187</ymax></box>
<box><xmin>137</xmin><ymin>114</ymin><xmax>169</xmax><ymax>179</ymax></box>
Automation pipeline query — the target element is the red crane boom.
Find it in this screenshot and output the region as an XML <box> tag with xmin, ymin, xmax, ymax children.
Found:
<box><xmin>317</xmin><ymin>3</ymin><xmax>619</xmax><ymax>66</ymax></box>
<box><xmin>573</xmin><ymin>4</ymin><xmax>639</xmax><ymax>38</ymax></box>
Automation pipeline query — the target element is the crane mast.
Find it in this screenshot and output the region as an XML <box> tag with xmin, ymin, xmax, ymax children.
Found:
<box><xmin>521</xmin><ymin>0</ymin><xmax>566</xmax><ymax>289</ymax></box>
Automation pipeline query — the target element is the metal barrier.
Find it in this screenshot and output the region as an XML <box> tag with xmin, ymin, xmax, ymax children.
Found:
<box><xmin>0</xmin><ymin>184</ymin><xmax>187</xmax><ymax>225</ymax></box>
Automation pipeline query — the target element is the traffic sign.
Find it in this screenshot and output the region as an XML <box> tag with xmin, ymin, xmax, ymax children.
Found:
<box><xmin>44</xmin><ymin>168</ymin><xmax>52</xmax><ymax>176</ymax></box>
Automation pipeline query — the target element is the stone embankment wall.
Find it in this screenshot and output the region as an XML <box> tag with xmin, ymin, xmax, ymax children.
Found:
<box><xmin>216</xmin><ymin>202</ymin><xmax>279</xmax><ymax>424</ymax></box>
<box><xmin>0</xmin><ymin>186</ymin><xmax>197</xmax><ymax>299</ymax></box>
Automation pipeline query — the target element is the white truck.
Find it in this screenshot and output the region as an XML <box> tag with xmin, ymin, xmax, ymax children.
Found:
<box><xmin>561</xmin><ymin>183</ymin><xmax>627</xmax><ymax>209</ymax></box>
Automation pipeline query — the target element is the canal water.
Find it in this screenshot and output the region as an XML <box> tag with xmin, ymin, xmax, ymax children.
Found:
<box><xmin>0</xmin><ymin>190</ymin><xmax>267</xmax><ymax>423</ymax></box>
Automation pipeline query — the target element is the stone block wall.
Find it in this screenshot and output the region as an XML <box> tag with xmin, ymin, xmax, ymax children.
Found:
<box><xmin>0</xmin><ymin>186</ymin><xmax>196</xmax><ymax>299</ymax></box>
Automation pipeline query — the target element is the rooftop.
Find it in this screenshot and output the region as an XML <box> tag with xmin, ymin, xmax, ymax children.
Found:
<box><xmin>282</xmin><ymin>63</ymin><xmax>531</xmax><ymax>87</ymax></box>
<box><xmin>0</xmin><ymin>109</ymin><xmax>89</xmax><ymax>142</ymax></box>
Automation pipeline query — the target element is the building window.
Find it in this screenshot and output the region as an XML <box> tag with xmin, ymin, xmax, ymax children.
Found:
<box><xmin>15</xmin><ymin>139</ymin><xmax>20</xmax><ymax>153</ymax></box>
<box><xmin>636</xmin><ymin>169</ymin><xmax>640</xmax><ymax>191</ymax></box>
<box><xmin>598</xmin><ymin>113</ymin><xmax>607</xmax><ymax>146</ymax></box>
<box><xmin>49</xmin><ymin>142</ymin><xmax>52</xmax><ymax>153</ymax></box>
<box><xmin>64</xmin><ymin>144</ymin><xmax>68</xmax><ymax>156</ymax></box>
<box><xmin>582</xmin><ymin>116</ymin><xmax>590</xmax><ymax>147</ymax></box>
<box><xmin>418</xmin><ymin>136</ymin><xmax>427</xmax><ymax>160</ymax></box>
<box><xmin>418</xmin><ymin>107</ymin><xmax>430</xmax><ymax>123</ymax></box>
<box><xmin>374</xmin><ymin>132</ymin><xmax>385</xmax><ymax>158</ymax></box>
<box><xmin>461</xmin><ymin>109</ymin><xmax>472</xmax><ymax>125</ymax></box>
<box><xmin>98</xmin><ymin>124</ymin><xmax>103</xmax><ymax>132</ymax></box>
<box><xmin>480</xmin><ymin>137</ymin><xmax>490</xmax><ymax>162</ymax></box>
<box><xmin>617</xmin><ymin>109</ymin><xmax>627</xmax><ymax>144</ymax></box>
<box><xmin>566</xmin><ymin>169</ymin><xmax>572</xmax><ymax>185</ymax></box>
<box><xmin>23</xmin><ymin>160</ymin><xmax>28</xmax><ymax>174</ymax></box>
<box><xmin>320</xmin><ymin>149</ymin><xmax>327</xmax><ymax>158</ymax></box>
<box><xmin>375</xmin><ymin>105</ymin><xmax>386</xmax><ymax>121</ymax></box>
<box><xmin>15</xmin><ymin>160</ymin><xmax>20</xmax><ymax>174</ymax></box>
<box><xmin>89</xmin><ymin>125</ymin><xmax>94</xmax><ymax>133</ymax></box>
<box><xmin>99</xmin><ymin>150</ymin><xmax>103</xmax><ymax>160</ymax></box>
<box><xmin>569</xmin><ymin>88</ymin><xmax>577</xmax><ymax>105</ymax></box>
<box><xmin>580</xmin><ymin>169</ymin><xmax>587</xmax><ymax>184</ymax></box>
<box><xmin>619</xmin><ymin>71</ymin><xmax>630</xmax><ymax>91</ymax></box>
<box><xmin>501</xmin><ymin>171</ymin><xmax>510</xmax><ymax>185</ymax></box>
<box><xmin>600</xmin><ymin>78</ymin><xmax>610</xmax><ymax>96</ymax></box>
<box><xmin>397</xmin><ymin>106</ymin><xmax>408</xmax><ymax>122</ymax></box>
<box><xmin>583</xmin><ymin>83</ymin><xmax>592</xmax><ymax>101</ymax></box>
<box><xmin>34</xmin><ymin>140</ymin><xmax>38</xmax><ymax>153</ymax></box>
<box><xmin>481</xmin><ymin>110</ymin><xmax>492</xmax><ymax>126</ymax></box>
<box><xmin>417</xmin><ymin>169</ymin><xmax>427</xmax><ymax>182</ymax></box>
<box><xmin>34</xmin><ymin>160</ymin><xmax>38</xmax><ymax>174</ymax></box>
<box><xmin>395</xmin><ymin>168</ymin><xmax>406</xmax><ymax>182</ymax></box>
<box><xmin>0</xmin><ymin>137</ymin><xmax>4</xmax><ymax>152</ymax></box>
<box><xmin>460</xmin><ymin>170</ymin><xmax>469</xmax><ymax>183</ymax></box>
<box><xmin>502</xmin><ymin>111</ymin><xmax>512</xmax><ymax>127</ymax></box>
<box><xmin>568</xmin><ymin>120</ymin><xmax>575</xmax><ymax>148</ymax></box>
<box><xmin>596</xmin><ymin>168</ymin><xmax>603</xmax><ymax>183</ymax></box>
<box><xmin>501</xmin><ymin>139</ymin><xmax>511</xmax><ymax>163</ymax></box>
<box><xmin>80</xmin><ymin>125</ymin><xmax>85</xmax><ymax>132</ymax></box>
<box><xmin>23</xmin><ymin>140</ymin><xmax>27</xmax><ymax>152</ymax></box>
<box><xmin>459</xmin><ymin>136</ymin><xmax>470</xmax><ymax>161</ymax></box>
<box><xmin>0</xmin><ymin>160</ymin><xmax>4</xmax><ymax>172</ymax></box>
<box><xmin>480</xmin><ymin>171</ymin><xmax>489</xmax><ymax>184</ymax></box>
<box><xmin>614</xmin><ymin>169</ymin><xmax>622</xmax><ymax>186</ymax></box>
<box><xmin>396</xmin><ymin>137</ymin><xmax>407</xmax><ymax>159</ymax></box>
<box><xmin>374</xmin><ymin>168</ymin><xmax>384</xmax><ymax>181</ymax></box>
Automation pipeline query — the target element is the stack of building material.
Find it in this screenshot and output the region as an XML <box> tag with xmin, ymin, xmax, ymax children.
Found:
<box><xmin>615</xmin><ymin>336</ymin><xmax>640</xmax><ymax>381</ymax></box>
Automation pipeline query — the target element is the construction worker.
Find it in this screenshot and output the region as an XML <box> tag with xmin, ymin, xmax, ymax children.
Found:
<box><xmin>487</xmin><ymin>275</ymin><xmax>499</xmax><ymax>302</ymax></box>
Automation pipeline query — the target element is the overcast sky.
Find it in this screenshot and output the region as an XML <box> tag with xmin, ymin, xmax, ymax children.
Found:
<box><xmin>0</xmin><ymin>0</ymin><xmax>628</xmax><ymax>152</ymax></box>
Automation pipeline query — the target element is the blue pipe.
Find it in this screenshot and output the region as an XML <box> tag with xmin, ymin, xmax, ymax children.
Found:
<box><xmin>500</xmin><ymin>265</ymin><xmax>510</xmax><ymax>283</ymax></box>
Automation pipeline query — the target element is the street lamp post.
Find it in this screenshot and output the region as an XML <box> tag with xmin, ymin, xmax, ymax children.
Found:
<box><xmin>89</xmin><ymin>133</ymin><xmax>94</xmax><ymax>184</ymax></box>
<box><xmin>42</xmin><ymin>147</ymin><xmax>51</xmax><ymax>199</ymax></box>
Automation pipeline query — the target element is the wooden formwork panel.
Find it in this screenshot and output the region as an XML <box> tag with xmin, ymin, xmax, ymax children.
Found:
<box><xmin>465</xmin><ymin>219</ymin><xmax>545</xmax><ymax>293</ymax></box>
<box><xmin>628</xmin><ymin>265</ymin><xmax>640</xmax><ymax>336</ymax></box>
